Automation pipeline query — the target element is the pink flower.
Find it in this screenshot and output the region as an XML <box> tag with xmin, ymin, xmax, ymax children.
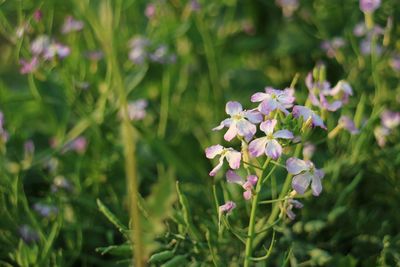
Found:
<box><xmin>213</xmin><ymin>101</ymin><xmax>262</xmax><ymax>142</ymax></box>
<box><xmin>61</xmin><ymin>16</ymin><xmax>84</xmax><ymax>34</ymax></box>
<box><xmin>292</xmin><ymin>105</ymin><xmax>326</xmax><ymax>130</ymax></box>
<box><xmin>251</xmin><ymin>87</ymin><xmax>295</xmax><ymax>116</ymax></box>
<box><xmin>205</xmin><ymin>145</ymin><xmax>241</xmax><ymax>176</ymax></box>
<box><xmin>248</xmin><ymin>119</ymin><xmax>293</xmax><ymax>159</ymax></box>
<box><xmin>360</xmin><ymin>0</ymin><xmax>381</xmax><ymax>13</ymax></box>
<box><xmin>20</xmin><ymin>57</ymin><xmax>39</xmax><ymax>74</ymax></box>
<box><xmin>127</xmin><ymin>99</ymin><xmax>148</xmax><ymax>121</ymax></box>
<box><xmin>226</xmin><ymin>170</ymin><xmax>258</xmax><ymax>200</ymax></box>
<box><xmin>145</xmin><ymin>4</ymin><xmax>156</xmax><ymax>19</ymax></box>
<box><xmin>339</xmin><ymin>116</ymin><xmax>359</xmax><ymax>134</ymax></box>
<box><xmin>286</xmin><ymin>157</ymin><xmax>325</xmax><ymax>196</ymax></box>
<box><xmin>219</xmin><ymin>201</ymin><xmax>236</xmax><ymax>214</ymax></box>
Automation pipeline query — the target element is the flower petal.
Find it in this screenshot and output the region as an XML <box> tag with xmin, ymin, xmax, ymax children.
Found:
<box><xmin>259</xmin><ymin>98</ymin><xmax>278</xmax><ymax>115</ymax></box>
<box><xmin>251</xmin><ymin>92</ymin><xmax>268</xmax><ymax>102</ymax></box>
<box><xmin>286</xmin><ymin>157</ymin><xmax>309</xmax><ymax>174</ymax></box>
<box><xmin>311</xmin><ymin>175</ymin><xmax>323</xmax><ymax>196</ymax></box>
<box><xmin>265</xmin><ymin>139</ymin><xmax>282</xmax><ymax>160</ymax></box>
<box><xmin>246</xmin><ymin>175</ymin><xmax>258</xmax><ymax>186</ymax></box>
<box><xmin>243</xmin><ymin>190</ymin><xmax>252</xmax><ymax>200</ymax></box>
<box><xmin>226</xmin><ymin>101</ymin><xmax>242</xmax><ymax>115</ymax></box>
<box><xmin>273</xmin><ymin>129</ymin><xmax>294</xmax><ymax>139</ymax></box>
<box><xmin>244</xmin><ymin>109</ymin><xmax>263</xmax><ymax>124</ymax></box>
<box><xmin>248</xmin><ymin>137</ymin><xmax>268</xmax><ymax>158</ymax></box>
<box><xmin>205</xmin><ymin>144</ymin><xmax>223</xmax><ymax>159</ymax></box>
<box><xmin>224</xmin><ymin>123</ymin><xmax>238</xmax><ymax>141</ymax></box>
<box><xmin>292</xmin><ymin>172</ymin><xmax>312</xmax><ymax>195</ymax></box>
<box><xmin>212</xmin><ymin>118</ymin><xmax>232</xmax><ymax>131</ymax></box>
<box><xmin>226</xmin><ymin>170</ymin><xmax>243</xmax><ymax>184</ymax></box>
<box><xmin>260</xmin><ymin>119</ymin><xmax>277</xmax><ymax>135</ymax></box>
<box><xmin>226</xmin><ymin>150</ymin><xmax>241</xmax><ymax>169</ymax></box>
<box><xmin>209</xmin><ymin>157</ymin><xmax>224</xmax><ymax>176</ymax></box>
<box><xmin>236</xmin><ymin>119</ymin><xmax>256</xmax><ymax>141</ymax></box>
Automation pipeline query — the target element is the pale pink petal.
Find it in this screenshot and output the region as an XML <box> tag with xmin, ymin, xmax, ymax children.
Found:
<box><xmin>260</xmin><ymin>98</ymin><xmax>278</xmax><ymax>115</ymax></box>
<box><xmin>226</xmin><ymin>150</ymin><xmax>241</xmax><ymax>169</ymax></box>
<box><xmin>311</xmin><ymin>113</ymin><xmax>327</xmax><ymax>130</ymax></box>
<box><xmin>248</xmin><ymin>137</ymin><xmax>268</xmax><ymax>158</ymax></box>
<box><xmin>260</xmin><ymin>119</ymin><xmax>277</xmax><ymax>135</ymax></box>
<box><xmin>265</xmin><ymin>139</ymin><xmax>282</xmax><ymax>160</ymax></box>
<box><xmin>246</xmin><ymin>175</ymin><xmax>258</xmax><ymax>186</ymax></box>
<box><xmin>311</xmin><ymin>175</ymin><xmax>323</xmax><ymax>196</ymax></box>
<box><xmin>273</xmin><ymin>129</ymin><xmax>294</xmax><ymax>139</ymax></box>
<box><xmin>292</xmin><ymin>172</ymin><xmax>312</xmax><ymax>195</ymax></box>
<box><xmin>243</xmin><ymin>190</ymin><xmax>252</xmax><ymax>200</ymax></box>
<box><xmin>226</xmin><ymin>170</ymin><xmax>243</xmax><ymax>184</ymax></box>
<box><xmin>251</xmin><ymin>92</ymin><xmax>268</xmax><ymax>102</ymax></box>
<box><xmin>286</xmin><ymin>157</ymin><xmax>309</xmax><ymax>174</ymax></box>
<box><xmin>209</xmin><ymin>158</ymin><xmax>224</xmax><ymax>176</ymax></box>
<box><xmin>244</xmin><ymin>109</ymin><xmax>263</xmax><ymax>124</ymax></box>
<box><xmin>236</xmin><ymin>119</ymin><xmax>256</xmax><ymax>141</ymax></box>
<box><xmin>224</xmin><ymin>123</ymin><xmax>238</xmax><ymax>141</ymax></box>
<box><xmin>205</xmin><ymin>144</ymin><xmax>223</xmax><ymax>159</ymax></box>
<box><xmin>226</xmin><ymin>101</ymin><xmax>242</xmax><ymax>115</ymax></box>
<box><xmin>212</xmin><ymin>118</ymin><xmax>232</xmax><ymax>131</ymax></box>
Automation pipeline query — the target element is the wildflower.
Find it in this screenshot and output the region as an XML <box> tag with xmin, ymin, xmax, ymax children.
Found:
<box><xmin>145</xmin><ymin>3</ymin><xmax>156</xmax><ymax>19</ymax></box>
<box><xmin>33</xmin><ymin>203</ymin><xmax>58</xmax><ymax>218</ymax></box>
<box><xmin>20</xmin><ymin>57</ymin><xmax>39</xmax><ymax>74</ymax></box>
<box><xmin>31</xmin><ymin>35</ymin><xmax>51</xmax><ymax>55</ymax></box>
<box><xmin>285</xmin><ymin>199</ymin><xmax>304</xmax><ymax>220</ymax></box>
<box><xmin>292</xmin><ymin>105</ymin><xmax>326</xmax><ymax>129</ymax></box>
<box><xmin>0</xmin><ymin>111</ymin><xmax>9</xmax><ymax>143</ymax></box>
<box><xmin>381</xmin><ymin>110</ymin><xmax>400</xmax><ymax>129</ymax></box>
<box><xmin>24</xmin><ymin>140</ymin><xmax>35</xmax><ymax>158</ymax></box>
<box><xmin>248</xmin><ymin>119</ymin><xmax>293</xmax><ymax>159</ymax></box>
<box><xmin>84</xmin><ymin>50</ymin><xmax>103</xmax><ymax>61</ymax></box>
<box><xmin>251</xmin><ymin>87</ymin><xmax>295</xmax><ymax>116</ymax></box>
<box><xmin>33</xmin><ymin>10</ymin><xmax>43</xmax><ymax>22</ymax></box>
<box><xmin>219</xmin><ymin>201</ymin><xmax>236</xmax><ymax>214</ymax></box>
<box><xmin>360</xmin><ymin>0</ymin><xmax>381</xmax><ymax>13</ymax></box>
<box><xmin>390</xmin><ymin>56</ymin><xmax>400</xmax><ymax>72</ymax></box>
<box><xmin>339</xmin><ymin>116</ymin><xmax>360</xmax><ymax>134</ymax></box>
<box><xmin>70</xmin><ymin>137</ymin><xmax>87</xmax><ymax>154</ymax></box>
<box><xmin>43</xmin><ymin>43</ymin><xmax>71</xmax><ymax>60</ymax></box>
<box><xmin>213</xmin><ymin>101</ymin><xmax>263</xmax><ymax>142</ymax></box>
<box><xmin>127</xmin><ymin>99</ymin><xmax>148</xmax><ymax>121</ymax></box>
<box><xmin>61</xmin><ymin>16</ymin><xmax>84</xmax><ymax>34</ymax></box>
<box><xmin>190</xmin><ymin>0</ymin><xmax>201</xmax><ymax>11</ymax></box>
<box><xmin>226</xmin><ymin>170</ymin><xmax>258</xmax><ymax>200</ymax></box>
<box><xmin>205</xmin><ymin>145</ymin><xmax>241</xmax><ymax>176</ymax></box>
<box><xmin>321</xmin><ymin>37</ymin><xmax>346</xmax><ymax>58</ymax></box>
<box><xmin>51</xmin><ymin>176</ymin><xmax>74</xmax><ymax>192</ymax></box>
<box><xmin>286</xmin><ymin>157</ymin><xmax>325</xmax><ymax>196</ymax></box>
<box><xmin>18</xmin><ymin>225</ymin><xmax>39</xmax><ymax>244</ymax></box>
<box><xmin>360</xmin><ymin>37</ymin><xmax>382</xmax><ymax>55</ymax></box>
<box><xmin>128</xmin><ymin>37</ymin><xmax>150</xmax><ymax>64</ymax></box>
<box><xmin>275</xmin><ymin>0</ymin><xmax>299</xmax><ymax>18</ymax></box>
<box><xmin>374</xmin><ymin>126</ymin><xmax>390</xmax><ymax>147</ymax></box>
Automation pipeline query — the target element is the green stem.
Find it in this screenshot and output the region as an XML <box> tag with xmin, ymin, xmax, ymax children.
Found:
<box><xmin>243</xmin><ymin>158</ymin><xmax>270</xmax><ymax>267</ymax></box>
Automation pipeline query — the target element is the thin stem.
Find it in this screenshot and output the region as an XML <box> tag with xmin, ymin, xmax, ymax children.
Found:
<box><xmin>243</xmin><ymin>158</ymin><xmax>270</xmax><ymax>267</ymax></box>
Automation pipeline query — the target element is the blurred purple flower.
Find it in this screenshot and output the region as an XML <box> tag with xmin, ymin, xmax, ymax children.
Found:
<box><xmin>219</xmin><ymin>201</ymin><xmax>236</xmax><ymax>214</ymax></box>
<box><xmin>292</xmin><ymin>105</ymin><xmax>326</xmax><ymax>129</ymax></box>
<box><xmin>24</xmin><ymin>140</ymin><xmax>35</xmax><ymax>158</ymax></box>
<box><xmin>302</xmin><ymin>142</ymin><xmax>315</xmax><ymax>160</ymax></box>
<box><xmin>205</xmin><ymin>145</ymin><xmax>241</xmax><ymax>176</ymax></box>
<box><xmin>212</xmin><ymin>101</ymin><xmax>262</xmax><ymax>142</ymax></box>
<box><xmin>390</xmin><ymin>56</ymin><xmax>400</xmax><ymax>72</ymax></box>
<box><xmin>360</xmin><ymin>38</ymin><xmax>382</xmax><ymax>55</ymax></box>
<box><xmin>286</xmin><ymin>199</ymin><xmax>303</xmax><ymax>220</ymax></box>
<box><xmin>339</xmin><ymin>116</ymin><xmax>359</xmax><ymax>134</ymax></box>
<box><xmin>33</xmin><ymin>10</ymin><xmax>43</xmax><ymax>22</ymax></box>
<box><xmin>248</xmin><ymin>119</ymin><xmax>293</xmax><ymax>159</ymax></box>
<box><xmin>286</xmin><ymin>157</ymin><xmax>325</xmax><ymax>196</ymax></box>
<box><xmin>190</xmin><ymin>0</ymin><xmax>201</xmax><ymax>11</ymax></box>
<box><xmin>251</xmin><ymin>87</ymin><xmax>295</xmax><ymax>116</ymax></box>
<box><xmin>360</xmin><ymin>0</ymin><xmax>381</xmax><ymax>13</ymax></box>
<box><xmin>128</xmin><ymin>36</ymin><xmax>150</xmax><ymax>64</ymax></box>
<box><xmin>226</xmin><ymin>170</ymin><xmax>258</xmax><ymax>200</ymax></box>
<box><xmin>43</xmin><ymin>43</ymin><xmax>71</xmax><ymax>60</ymax></box>
<box><xmin>31</xmin><ymin>35</ymin><xmax>51</xmax><ymax>55</ymax></box>
<box><xmin>19</xmin><ymin>225</ymin><xmax>39</xmax><ymax>244</ymax></box>
<box><xmin>0</xmin><ymin>111</ymin><xmax>9</xmax><ymax>143</ymax></box>
<box><xmin>381</xmin><ymin>110</ymin><xmax>400</xmax><ymax>129</ymax></box>
<box><xmin>63</xmin><ymin>137</ymin><xmax>87</xmax><ymax>154</ymax></box>
<box><xmin>321</xmin><ymin>37</ymin><xmax>345</xmax><ymax>58</ymax></box>
<box><xmin>51</xmin><ymin>176</ymin><xmax>74</xmax><ymax>192</ymax></box>
<box><xmin>127</xmin><ymin>99</ymin><xmax>148</xmax><ymax>121</ymax></box>
<box><xmin>20</xmin><ymin>57</ymin><xmax>39</xmax><ymax>74</ymax></box>
<box><xmin>374</xmin><ymin>126</ymin><xmax>390</xmax><ymax>147</ymax></box>
<box><xmin>61</xmin><ymin>16</ymin><xmax>84</xmax><ymax>34</ymax></box>
<box><xmin>33</xmin><ymin>203</ymin><xmax>58</xmax><ymax>218</ymax></box>
<box><xmin>85</xmin><ymin>50</ymin><xmax>104</xmax><ymax>61</ymax></box>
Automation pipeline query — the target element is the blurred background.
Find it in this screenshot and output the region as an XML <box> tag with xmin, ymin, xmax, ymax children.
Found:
<box><xmin>0</xmin><ymin>0</ymin><xmax>399</xmax><ymax>266</ymax></box>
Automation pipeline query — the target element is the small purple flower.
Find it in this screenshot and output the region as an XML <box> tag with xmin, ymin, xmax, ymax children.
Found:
<box><xmin>43</xmin><ymin>43</ymin><xmax>71</xmax><ymax>60</ymax></box>
<box><xmin>226</xmin><ymin>170</ymin><xmax>258</xmax><ymax>200</ymax></box>
<box><xmin>286</xmin><ymin>157</ymin><xmax>325</xmax><ymax>196</ymax></box>
<box><xmin>128</xmin><ymin>36</ymin><xmax>150</xmax><ymax>64</ymax></box>
<box><xmin>127</xmin><ymin>99</ymin><xmax>148</xmax><ymax>121</ymax></box>
<box><xmin>248</xmin><ymin>119</ymin><xmax>293</xmax><ymax>159</ymax></box>
<box><xmin>285</xmin><ymin>199</ymin><xmax>303</xmax><ymax>220</ymax></box>
<box><xmin>18</xmin><ymin>225</ymin><xmax>39</xmax><ymax>244</ymax></box>
<box><xmin>219</xmin><ymin>201</ymin><xmax>236</xmax><ymax>214</ymax></box>
<box><xmin>33</xmin><ymin>10</ymin><xmax>43</xmax><ymax>22</ymax></box>
<box><xmin>339</xmin><ymin>116</ymin><xmax>360</xmax><ymax>134</ymax></box>
<box><xmin>390</xmin><ymin>56</ymin><xmax>400</xmax><ymax>72</ymax></box>
<box><xmin>360</xmin><ymin>0</ymin><xmax>381</xmax><ymax>13</ymax></box>
<box><xmin>51</xmin><ymin>176</ymin><xmax>74</xmax><ymax>192</ymax></box>
<box><xmin>33</xmin><ymin>203</ymin><xmax>58</xmax><ymax>218</ymax></box>
<box><xmin>251</xmin><ymin>87</ymin><xmax>295</xmax><ymax>116</ymax></box>
<box><xmin>360</xmin><ymin>37</ymin><xmax>382</xmax><ymax>56</ymax></box>
<box><xmin>374</xmin><ymin>126</ymin><xmax>390</xmax><ymax>147</ymax></box>
<box><xmin>85</xmin><ymin>50</ymin><xmax>104</xmax><ymax>61</ymax></box>
<box><xmin>31</xmin><ymin>35</ymin><xmax>51</xmax><ymax>55</ymax></box>
<box><xmin>205</xmin><ymin>145</ymin><xmax>241</xmax><ymax>176</ymax></box>
<box><xmin>213</xmin><ymin>101</ymin><xmax>263</xmax><ymax>142</ymax></box>
<box><xmin>20</xmin><ymin>57</ymin><xmax>39</xmax><ymax>74</ymax></box>
<box><xmin>61</xmin><ymin>16</ymin><xmax>84</xmax><ymax>34</ymax></box>
<box><xmin>292</xmin><ymin>106</ymin><xmax>326</xmax><ymax>130</ymax></box>
<box><xmin>24</xmin><ymin>140</ymin><xmax>35</xmax><ymax>158</ymax></box>
<box><xmin>302</xmin><ymin>142</ymin><xmax>316</xmax><ymax>160</ymax></box>
<box><xmin>190</xmin><ymin>0</ymin><xmax>201</xmax><ymax>11</ymax></box>
<box><xmin>381</xmin><ymin>110</ymin><xmax>400</xmax><ymax>129</ymax></box>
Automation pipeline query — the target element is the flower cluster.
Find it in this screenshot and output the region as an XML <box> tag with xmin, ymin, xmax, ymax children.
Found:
<box><xmin>321</xmin><ymin>37</ymin><xmax>346</xmax><ymax>58</ymax></box>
